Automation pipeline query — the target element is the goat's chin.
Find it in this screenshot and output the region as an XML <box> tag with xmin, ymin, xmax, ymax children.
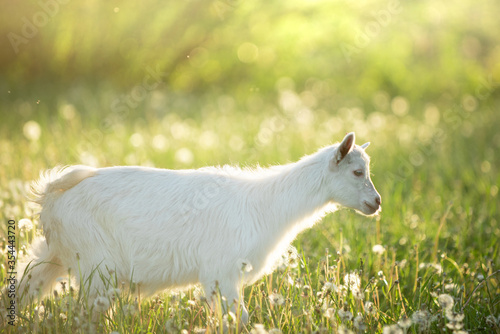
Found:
<box><xmin>357</xmin><ymin>205</ymin><xmax>381</xmax><ymax>216</ymax></box>
<box><xmin>365</xmin><ymin>209</ymin><xmax>381</xmax><ymax>216</ymax></box>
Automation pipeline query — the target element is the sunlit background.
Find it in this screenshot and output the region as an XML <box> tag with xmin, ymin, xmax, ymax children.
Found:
<box><xmin>0</xmin><ymin>0</ymin><xmax>499</xmax><ymax>331</ymax></box>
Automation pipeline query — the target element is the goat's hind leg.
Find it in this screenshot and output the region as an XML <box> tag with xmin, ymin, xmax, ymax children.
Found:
<box><xmin>15</xmin><ymin>237</ymin><xmax>67</xmax><ymax>307</ymax></box>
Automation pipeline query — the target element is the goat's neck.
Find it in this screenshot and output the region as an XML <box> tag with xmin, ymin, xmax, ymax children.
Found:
<box><xmin>244</xmin><ymin>155</ymin><xmax>338</xmax><ymax>279</ymax></box>
<box><xmin>260</xmin><ymin>156</ymin><xmax>335</xmax><ymax>235</ymax></box>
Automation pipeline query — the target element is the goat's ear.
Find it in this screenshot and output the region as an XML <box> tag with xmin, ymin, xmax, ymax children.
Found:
<box><xmin>361</xmin><ymin>142</ymin><xmax>370</xmax><ymax>150</ymax></box>
<box><xmin>333</xmin><ymin>132</ymin><xmax>355</xmax><ymax>165</ymax></box>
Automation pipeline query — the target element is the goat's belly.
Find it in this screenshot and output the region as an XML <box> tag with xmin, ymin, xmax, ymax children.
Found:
<box><xmin>122</xmin><ymin>243</ymin><xmax>202</xmax><ymax>290</ymax></box>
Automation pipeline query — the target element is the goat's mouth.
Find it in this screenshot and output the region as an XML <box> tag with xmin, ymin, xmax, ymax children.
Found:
<box><xmin>363</xmin><ymin>201</ymin><xmax>380</xmax><ymax>215</ymax></box>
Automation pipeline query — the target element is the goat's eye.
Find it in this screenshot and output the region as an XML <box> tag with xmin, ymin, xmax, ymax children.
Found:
<box><xmin>353</xmin><ymin>170</ymin><xmax>363</xmax><ymax>177</ymax></box>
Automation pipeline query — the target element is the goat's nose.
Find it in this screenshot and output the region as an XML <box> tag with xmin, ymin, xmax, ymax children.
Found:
<box><xmin>375</xmin><ymin>196</ymin><xmax>381</xmax><ymax>206</ymax></box>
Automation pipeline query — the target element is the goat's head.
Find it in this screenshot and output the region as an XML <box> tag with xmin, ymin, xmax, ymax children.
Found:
<box><xmin>328</xmin><ymin>132</ymin><xmax>381</xmax><ymax>216</ymax></box>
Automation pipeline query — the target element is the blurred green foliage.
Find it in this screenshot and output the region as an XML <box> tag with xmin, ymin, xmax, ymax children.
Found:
<box><xmin>1</xmin><ymin>0</ymin><xmax>499</xmax><ymax>99</ymax></box>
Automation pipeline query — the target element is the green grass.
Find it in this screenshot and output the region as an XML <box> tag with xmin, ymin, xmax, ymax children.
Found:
<box><xmin>0</xmin><ymin>88</ymin><xmax>498</xmax><ymax>333</ymax></box>
<box><xmin>1</xmin><ymin>0</ymin><xmax>500</xmax><ymax>332</ymax></box>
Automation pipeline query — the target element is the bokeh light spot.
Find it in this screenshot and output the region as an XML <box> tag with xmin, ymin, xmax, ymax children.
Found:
<box><xmin>175</xmin><ymin>147</ymin><xmax>194</xmax><ymax>165</ymax></box>
<box><xmin>391</xmin><ymin>96</ymin><xmax>409</xmax><ymax>116</ymax></box>
<box><xmin>59</xmin><ymin>104</ymin><xmax>77</xmax><ymax>120</ymax></box>
<box><xmin>23</xmin><ymin>121</ymin><xmax>42</xmax><ymax>141</ymax></box>
<box><xmin>480</xmin><ymin>160</ymin><xmax>491</xmax><ymax>173</ymax></box>
<box><xmin>152</xmin><ymin>134</ymin><xmax>169</xmax><ymax>152</ymax></box>
<box><xmin>130</xmin><ymin>133</ymin><xmax>144</xmax><ymax>148</ymax></box>
<box><xmin>237</xmin><ymin>43</ymin><xmax>259</xmax><ymax>63</ymax></box>
<box><xmin>424</xmin><ymin>104</ymin><xmax>440</xmax><ymax>126</ymax></box>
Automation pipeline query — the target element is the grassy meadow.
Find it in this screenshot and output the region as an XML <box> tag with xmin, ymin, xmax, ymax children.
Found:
<box><xmin>0</xmin><ymin>0</ymin><xmax>499</xmax><ymax>333</ymax></box>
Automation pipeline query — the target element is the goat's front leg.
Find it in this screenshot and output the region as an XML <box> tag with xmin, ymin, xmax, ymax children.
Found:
<box><xmin>202</xmin><ymin>277</ymin><xmax>249</xmax><ymax>327</ymax></box>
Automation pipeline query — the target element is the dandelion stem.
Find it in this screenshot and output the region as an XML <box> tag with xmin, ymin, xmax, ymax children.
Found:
<box><xmin>413</xmin><ymin>244</ymin><xmax>419</xmax><ymax>293</ymax></box>
<box><xmin>461</xmin><ymin>270</ymin><xmax>500</xmax><ymax>312</ymax></box>
<box><xmin>376</xmin><ymin>216</ymin><xmax>381</xmax><ymax>245</ymax></box>
<box><xmin>137</xmin><ymin>283</ymin><xmax>142</xmax><ymax>325</ymax></box>
<box><xmin>395</xmin><ymin>265</ymin><xmax>406</xmax><ymax>316</ymax></box>
<box><xmin>432</xmin><ymin>201</ymin><xmax>453</xmax><ymax>262</ymax></box>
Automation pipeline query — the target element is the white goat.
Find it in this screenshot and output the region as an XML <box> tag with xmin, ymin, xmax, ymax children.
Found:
<box><xmin>19</xmin><ymin>132</ymin><xmax>381</xmax><ymax>323</ymax></box>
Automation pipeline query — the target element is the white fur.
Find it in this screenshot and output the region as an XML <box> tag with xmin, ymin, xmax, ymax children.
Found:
<box><xmin>19</xmin><ymin>132</ymin><xmax>381</xmax><ymax>322</ymax></box>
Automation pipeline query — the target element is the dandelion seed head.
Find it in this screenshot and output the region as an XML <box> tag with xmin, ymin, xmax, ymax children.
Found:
<box><xmin>251</xmin><ymin>324</ymin><xmax>269</xmax><ymax>334</ymax></box>
<box><xmin>18</xmin><ymin>218</ymin><xmax>34</xmax><ymax>231</ymax></box>
<box><xmin>35</xmin><ymin>305</ymin><xmax>45</xmax><ymax>318</ymax></box>
<box><xmin>397</xmin><ymin>316</ymin><xmax>412</xmax><ymax>329</ymax></box>
<box><xmin>412</xmin><ymin>310</ymin><xmax>428</xmax><ymax>321</ymax></box>
<box><xmin>444</xmin><ymin>283</ymin><xmax>458</xmax><ymax>292</ymax></box>
<box><xmin>93</xmin><ymin>296</ymin><xmax>110</xmax><ymax>312</ymax></box>
<box><xmin>337</xmin><ymin>284</ymin><xmax>348</xmax><ymax>297</ymax></box>
<box><xmin>338</xmin><ymin>309</ymin><xmax>353</xmax><ymax>322</ymax></box>
<box><xmin>353</xmin><ymin>289</ymin><xmax>364</xmax><ymax>301</ymax></box>
<box><xmin>107</xmin><ymin>287</ymin><xmax>121</xmax><ymax>301</ymax></box>
<box><xmin>337</xmin><ymin>325</ymin><xmax>354</xmax><ymax>334</ymax></box>
<box><xmin>269</xmin><ymin>293</ymin><xmax>285</xmax><ymax>306</ymax></box>
<box><xmin>353</xmin><ymin>314</ymin><xmax>366</xmax><ymax>330</ymax></box>
<box><xmin>322</xmin><ymin>281</ymin><xmax>337</xmax><ymax>293</ymax></box>
<box><xmin>446</xmin><ymin>321</ymin><xmax>464</xmax><ymax>330</ymax></box>
<box><xmin>372</xmin><ymin>244</ymin><xmax>386</xmax><ymax>255</ymax></box>
<box><xmin>431</xmin><ymin>263</ymin><xmax>443</xmax><ymax>274</ymax></box>
<box><xmin>364</xmin><ymin>301</ymin><xmax>377</xmax><ymax>316</ymax></box>
<box><xmin>418</xmin><ymin>262</ymin><xmax>443</xmax><ymax>274</ymax></box>
<box><xmin>279</xmin><ymin>245</ymin><xmax>300</xmax><ymax>269</ymax></box>
<box><xmin>344</xmin><ymin>272</ymin><xmax>361</xmax><ymax>291</ymax></box>
<box><xmin>240</xmin><ymin>259</ymin><xmax>254</xmax><ymax>273</ymax></box>
<box><xmin>437</xmin><ymin>294</ymin><xmax>454</xmax><ymax>310</ymax></box>
<box><xmin>485</xmin><ymin>315</ymin><xmax>500</xmax><ymax>326</ymax></box>
<box><xmin>324</xmin><ymin>308</ymin><xmax>336</xmax><ymax>320</ymax></box>
<box><xmin>445</xmin><ymin>310</ymin><xmax>465</xmax><ymax>323</ymax></box>
<box><xmin>193</xmin><ymin>286</ymin><xmax>204</xmax><ymax>301</ymax></box>
<box><xmin>412</xmin><ymin>310</ymin><xmax>431</xmax><ymax>330</ymax></box>
<box><xmin>382</xmin><ymin>324</ymin><xmax>403</xmax><ymax>334</ymax></box>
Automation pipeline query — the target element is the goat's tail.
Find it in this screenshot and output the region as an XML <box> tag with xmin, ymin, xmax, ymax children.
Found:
<box><xmin>30</xmin><ymin>165</ymin><xmax>97</xmax><ymax>248</ymax></box>
<box><xmin>30</xmin><ymin>165</ymin><xmax>97</xmax><ymax>207</ymax></box>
